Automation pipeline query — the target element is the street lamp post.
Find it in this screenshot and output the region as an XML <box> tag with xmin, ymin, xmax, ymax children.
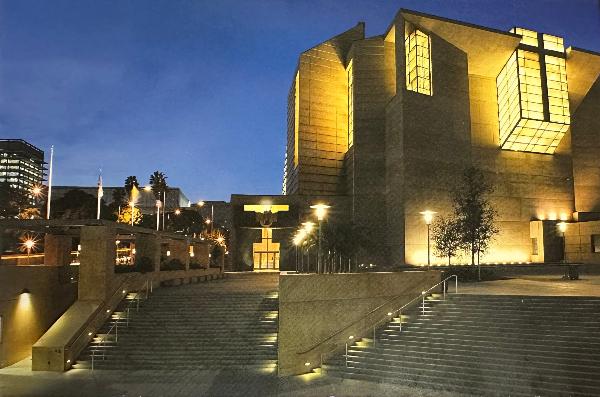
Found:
<box><xmin>558</xmin><ymin>222</ymin><xmax>568</xmax><ymax>263</ymax></box>
<box><xmin>129</xmin><ymin>201</ymin><xmax>135</xmax><ymax>227</ymax></box>
<box><xmin>420</xmin><ymin>210</ymin><xmax>436</xmax><ymax>266</ymax></box>
<box><xmin>310</xmin><ymin>204</ymin><xmax>330</xmax><ymax>274</ymax></box>
<box><xmin>156</xmin><ymin>200</ymin><xmax>161</xmax><ymax>231</ymax></box>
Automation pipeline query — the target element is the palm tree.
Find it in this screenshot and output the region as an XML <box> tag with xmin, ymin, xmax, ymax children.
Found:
<box><xmin>149</xmin><ymin>171</ymin><xmax>168</xmax><ymax>201</ymax></box>
<box><xmin>124</xmin><ymin>176</ymin><xmax>139</xmax><ymax>195</ymax></box>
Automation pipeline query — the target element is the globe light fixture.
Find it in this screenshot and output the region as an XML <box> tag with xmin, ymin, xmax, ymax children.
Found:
<box><xmin>557</xmin><ymin>222</ymin><xmax>568</xmax><ymax>263</ymax></box>
<box><xmin>310</xmin><ymin>204</ymin><xmax>331</xmax><ymax>273</ymax></box>
<box><xmin>419</xmin><ymin>210</ymin><xmax>437</xmax><ymax>266</ymax></box>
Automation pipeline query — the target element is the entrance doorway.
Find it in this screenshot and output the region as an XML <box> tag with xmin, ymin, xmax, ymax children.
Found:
<box><xmin>253</xmin><ymin>228</ymin><xmax>280</xmax><ymax>271</ymax></box>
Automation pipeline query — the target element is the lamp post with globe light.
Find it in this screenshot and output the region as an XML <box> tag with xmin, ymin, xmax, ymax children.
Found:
<box><xmin>420</xmin><ymin>210</ymin><xmax>437</xmax><ymax>266</ymax></box>
<box><xmin>310</xmin><ymin>204</ymin><xmax>330</xmax><ymax>274</ymax></box>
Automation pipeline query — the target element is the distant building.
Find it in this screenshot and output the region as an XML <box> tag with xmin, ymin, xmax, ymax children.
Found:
<box><xmin>0</xmin><ymin>139</ymin><xmax>45</xmax><ymax>204</ymax></box>
<box><xmin>193</xmin><ymin>200</ymin><xmax>232</xmax><ymax>230</ymax></box>
<box><xmin>52</xmin><ymin>186</ymin><xmax>191</xmax><ymax>215</ymax></box>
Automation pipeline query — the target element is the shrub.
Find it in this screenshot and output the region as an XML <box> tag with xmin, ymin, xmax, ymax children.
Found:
<box><xmin>114</xmin><ymin>265</ymin><xmax>136</xmax><ymax>273</ymax></box>
<box><xmin>443</xmin><ymin>266</ymin><xmax>499</xmax><ymax>282</ymax></box>
<box><xmin>189</xmin><ymin>261</ymin><xmax>203</xmax><ymax>269</ymax></box>
<box><xmin>161</xmin><ymin>258</ymin><xmax>185</xmax><ymax>271</ymax></box>
<box><xmin>135</xmin><ymin>256</ymin><xmax>155</xmax><ymax>273</ymax></box>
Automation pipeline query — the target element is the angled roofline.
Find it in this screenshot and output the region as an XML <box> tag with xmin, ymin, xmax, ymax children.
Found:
<box><xmin>570</xmin><ymin>46</ymin><xmax>600</xmax><ymax>58</ymax></box>
<box><xmin>301</xmin><ymin>22</ymin><xmax>365</xmax><ymax>56</ymax></box>
<box><xmin>399</xmin><ymin>8</ymin><xmax>520</xmax><ymax>39</ymax></box>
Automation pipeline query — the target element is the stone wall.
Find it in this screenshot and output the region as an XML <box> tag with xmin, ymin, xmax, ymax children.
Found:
<box><xmin>0</xmin><ymin>265</ymin><xmax>77</xmax><ymax>368</ymax></box>
<box><xmin>278</xmin><ymin>271</ymin><xmax>441</xmax><ymax>376</ymax></box>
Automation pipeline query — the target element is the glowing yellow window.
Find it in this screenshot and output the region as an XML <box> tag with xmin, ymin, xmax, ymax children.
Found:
<box><xmin>405</xmin><ymin>28</ymin><xmax>432</xmax><ymax>96</ymax></box>
<box><xmin>496</xmin><ymin>28</ymin><xmax>570</xmax><ymax>154</ymax></box>
<box><xmin>294</xmin><ymin>71</ymin><xmax>299</xmax><ymax>167</ymax></box>
<box><xmin>347</xmin><ymin>60</ymin><xmax>354</xmax><ymax>147</ymax></box>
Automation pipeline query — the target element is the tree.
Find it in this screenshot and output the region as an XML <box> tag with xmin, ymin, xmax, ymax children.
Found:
<box><xmin>18</xmin><ymin>207</ymin><xmax>41</xmax><ymax>220</ymax></box>
<box><xmin>431</xmin><ymin>215</ymin><xmax>462</xmax><ymax>266</ymax></box>
<box><xmin>169</xmin><ymin>209</ymin><xmax>204</xmax><ymax>235</ymax></box>
<box><xmin>117</xmin><ymin>206</ymin><xmax>142</xmax><ymax>225</ymax></box>
<box><xmin>452</xmin><ymin>167</ymin><xmax>499</xmax><ymax>268</ymax></box>
<box><xmin>321</xmin><ymin>222</ymin><xmax>374</xmax><ymax>273</ymax></box>
<box><xmin>0</xmin><ymin>182</ymin><xmax>29</xmax><ymax>219</ymax></box>
<box><xmin>124</xmin><ymin>176</ymin><xmax>139</xmax><ymax>196</ymax></box>
<box><xmin>149</xmin><ymin>171</ymin><xmax>168</xmax><ymax>201</ymax></box>
<box><xmin>52</xmin><ymin>189</ymin><xmax>104</xmax><ymax>219</ymax></box>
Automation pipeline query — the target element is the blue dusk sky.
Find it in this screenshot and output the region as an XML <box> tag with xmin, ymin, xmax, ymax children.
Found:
<box><xmin>1</xmin><ymin>0</ymin><xmax>599</xmax><ymax>201</ymax></box>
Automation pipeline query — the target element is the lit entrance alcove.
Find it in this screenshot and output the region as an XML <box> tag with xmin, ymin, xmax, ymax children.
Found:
<box><xmin>243</xmin><ymin>203</ymin><xmax>289</xmax><ymax>272</ymax></box>
<box><xmin>253</xmin><ymin>228</ymin><xmax>280</xmax><ymax>271</ymax></box>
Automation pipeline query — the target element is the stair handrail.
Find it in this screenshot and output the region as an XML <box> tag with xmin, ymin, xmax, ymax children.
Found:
<box><xmin>89</xmin><ymin>277</ymin><xmax>150</xmax><ymax>371</ymax></box>
<box><xmin>298</xmin><ymin>274</ymin><xmax>458</xmax><ymax>365</ymax></box>
<box><xmin>66</xmin><ymin>274</ymin><xmax>136</xmax><ymax>363</ymax></box>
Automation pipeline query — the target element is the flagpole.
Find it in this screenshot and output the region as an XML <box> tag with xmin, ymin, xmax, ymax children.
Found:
<box><xmin>46</xmin><ymin>145</ymin><xmax>54</xmax><ymax>219</ymax></box>
<box><xmin>97</xmin><ymin>170</ymin><xmax>103</xmax><ymax>220</ymax></box>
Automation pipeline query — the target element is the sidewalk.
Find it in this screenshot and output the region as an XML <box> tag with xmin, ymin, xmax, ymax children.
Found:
<box><xmin>458</xmin><ymin>274</ymin><xmax>600</xmax><ymax>297</ymax></box>
<box><xmin>0</xmin><ymin>357</ymin><xmax>467</xmax><ymax>397</ymax></box>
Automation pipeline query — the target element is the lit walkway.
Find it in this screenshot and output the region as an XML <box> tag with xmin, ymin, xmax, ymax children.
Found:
<box><xmin>458</xmin><ymin>274</ymin><xmax>600</xmax><ymax>297</ymax></box>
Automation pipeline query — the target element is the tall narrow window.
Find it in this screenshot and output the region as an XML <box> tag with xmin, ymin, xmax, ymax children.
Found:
<box><xmin>294</xmin><ymin>71</ymin><xmax>299</xmax><ymax>167</ymax></box>
<box><xmin>405</xmin><ymin>28</ymin><xmax>432</xmax><ymax>95</ymax></box>
<box><xmin>347</xmin><ymin>60</ymin><xmax>354</xmax><ymax>148</ymax></box>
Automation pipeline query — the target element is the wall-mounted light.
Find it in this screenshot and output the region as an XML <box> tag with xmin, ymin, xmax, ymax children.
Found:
<box><xmin>166</xmin><ymin>250</ymin><xmax>171</xmax><ymax>257</ymax></box>
<box><xmin>20</xmin><ymin>288</ymin><xmax>31</xmax><ymax>295</ymax></box>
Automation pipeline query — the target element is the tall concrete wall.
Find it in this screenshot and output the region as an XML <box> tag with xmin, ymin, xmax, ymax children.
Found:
<box><xmin>292</xmin><ymin>24</ymin><xmax>364</xmax><ymax>196</ymax></box>
<box><xmin>347</xmin><ymin>36</ymin><xmax>395</xmax><ymax>266</ymax></box>
<box><xmin>398</xmin><ymin>31</ymin><xmax>473</xmax><ymax>265</ymax></box>
<box><xmin>278</xmin><ymin>271</ymin><xmax>441</xmax><ymax>376</ymax></box>
<box><xmin>572</xmin><ymin>77</ymin><xmax>600</xmax><ymax>214</ymax></box>
<box><xmin>0</xmin><ymin>266</ymin><xmax>77</xmax><ymax>368</ymax></box>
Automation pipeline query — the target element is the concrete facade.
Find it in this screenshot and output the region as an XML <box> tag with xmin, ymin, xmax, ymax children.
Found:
<box><xmin>282</xmin><ymin>9</ymin><xmax>600</xmax><ymax>266</ymax></box>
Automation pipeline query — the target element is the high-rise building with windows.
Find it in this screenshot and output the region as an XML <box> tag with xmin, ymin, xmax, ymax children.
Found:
<box><xmin>278</xmin><ymin>8</ymin><xmax>600</xmax><ymax>267</ymax></box>
<box><xmin>0</xmin><ymin>139</ymin><xmax>45</xmax><ymax>204</ymax></box>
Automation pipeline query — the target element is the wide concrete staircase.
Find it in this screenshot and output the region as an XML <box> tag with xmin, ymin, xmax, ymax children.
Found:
<box><xmin>74</xmin><ymin>274</ymin><xmax>279</xmax><ymax>372</ymax></box>
<box><xmin>324</xmin><ymin>294</ymin><xmax>600</xmax><ymax>396</ymax></box>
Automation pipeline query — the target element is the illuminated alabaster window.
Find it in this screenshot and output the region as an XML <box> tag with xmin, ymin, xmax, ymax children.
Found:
<box><xmin>496</xmin><ymin>28</ymin><xmax>570</xmax><ymax>154</ymax></box>
<box><xmin>543</xmin><ymin>34</ymin><xmax>565</xmax><ymax>53</ymax></box>
<box><xmin>511</xmin><ymin>28</ymin><xmax>538</xmax><ymax>47</ymax></box>
<box><xmin>405</xmin><ymin>28</ymin><xmax>432</xmax><ymax>95</ymax></box>
<box><xmin>347</xmin><ymin>60</ymin><xmax>354</xmax><ymax>147</ymax></box>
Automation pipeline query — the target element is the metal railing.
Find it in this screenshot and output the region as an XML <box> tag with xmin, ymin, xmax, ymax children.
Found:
<box><xmin>309</xmin><ymin>274</ymin><xmax>458</xmax><ymax>369</ymax></box>
<box><xmin>66</xmin><ymin>275</ymin><xmax>135</xmax><ymax>364</ymax></box>
<box><xmin>91</xmin><ymin>279</ymin><xmax>150</xmax><ymax>370</ymax></box>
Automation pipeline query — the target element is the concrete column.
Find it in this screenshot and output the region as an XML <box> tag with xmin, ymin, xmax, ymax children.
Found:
<box><xmin>194</xmin><ymin>242</ymin><xmax>210</xmax><ymax>269</ymax></box>
<box><xmin>44</xmin><ymin>234</ymin><xmax>72</xmax><ymax>266</ymax></box>
<box><xmin>78</xmin><ymin>225</ymin><xmax>116</xmax><ymax>301</ymax></box>
<box><xmin>169</xmin><ymin>238</ymin><xmax>190</xmax><ymax>270</ymax></box>
<box><xmin>135</xmin><ymin>233</ymin><xmax>161</xmax><ymax>272</ymax></box>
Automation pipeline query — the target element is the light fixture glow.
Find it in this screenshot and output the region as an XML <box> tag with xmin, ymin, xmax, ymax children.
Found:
<box><xmin>419</xmin><ymin>210</ymin><xmax>436</xmax><ymax>225</ymax></box>
<box><xmin>310</xmin><ymin>204</ymin><xmax>330</xmax><ymax>221</ymax></box>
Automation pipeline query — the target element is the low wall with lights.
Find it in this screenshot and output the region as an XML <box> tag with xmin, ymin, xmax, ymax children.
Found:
<box><xmin>278</xmin><ymin>271</ymin><xmax>441</xmax><ymax>376</ymax></box>
<box><xmin>31</xmin><ymin>267</ymin><xmax>224</xmax><ymax>372</ymax></box>
<box><xmin>0</xmin><ymin>265</ymin><xmax>77</xmax><ymax>368</ymax></box>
